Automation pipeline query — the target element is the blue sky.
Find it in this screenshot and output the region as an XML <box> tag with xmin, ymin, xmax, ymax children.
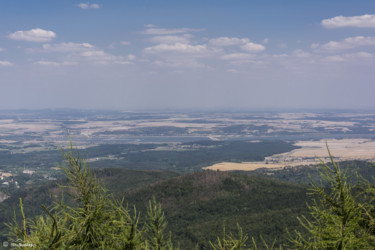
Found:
<box><xmin>1</xmin><ymin>0</ymin><xmax>375</xmax><ymax>110</ymax></box>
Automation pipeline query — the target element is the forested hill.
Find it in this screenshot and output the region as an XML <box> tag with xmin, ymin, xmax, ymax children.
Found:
<box><xmin>0</xmin><ymin>168</ymin><xmax>309</xmax><ymax>248</ymax></box>
<box><xmin>120</xmin><ymin>170</ymin><xmax>310</xmax><ymax>248</ymax></box>
<box><xmin>251</xmin><ymin>160</ymin><xmax>375</xmax><ymax>185</ymax></box>
<box><xmin>0</xmin><ymin>169</ymin><xmax>179</xmax><ymax>240</ymax></box>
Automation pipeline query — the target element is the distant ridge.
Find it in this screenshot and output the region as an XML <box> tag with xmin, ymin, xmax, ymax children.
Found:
<box><xmin>120</xmin><ymin>170</ymin><xmax>310</xmax><ymax>248</ymax></box>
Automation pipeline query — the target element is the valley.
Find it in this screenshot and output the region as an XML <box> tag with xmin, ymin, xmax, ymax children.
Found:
<box><xmin>0</xmin><ymin>109</ymin><xmax>374</xmax><ymax>247</ymax></box>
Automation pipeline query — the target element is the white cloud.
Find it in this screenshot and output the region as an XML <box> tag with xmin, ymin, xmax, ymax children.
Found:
<box><xmin>144</xmin><ymin>43</ymin><xmax>207</xmax><ymax>54</ymax></box>
<box><xmin>30</xmin><ymin>42</ymin><xmax>129</xmax><ymax>65</ymax></box>
<box><xmin>143</xmin><ymin>40</ymin><xmax>214</xmax><ymax>69</ymax></box>
<box><xmin>221</xmin><ymin>53</ymin><xmax>254</xmax><ymax>60</ymax></box>
<box><xmin>315</xmin><ymin>36</ymin><xmax>375</xmax><ymax>51</ymax></box>
<box><xmin>271</xmin><ymin>54</ymin><xmax>288</xmax><ymax>59</ymax></box>
<box><xmin>42</xmin><ymin>43</ymin><xmax>94</xmax><ymax>52</ymax></box>
<box><xmin>144</xmin><ymin>24</ymin><xmax>157</xmax><ymax>28</ymax></box>
<box><xmin>108</xmin><ymin>41</ymin><xmax>131</xmax><ymax>49</ymax></box>
<box><xmin>8</xmin><ymin>28</ymin><xmax>56</xmax><ymax>42</ymax></box>
<box><xmin>241</xmin><ymin>42</ymin><xmax>265</xmax><ymax>52</ymax></box>
<box><xmin>324</xmin><ymin>55</ymin><xmax>346</xmax><ymax>62</ymax></box>
<box><xmin>322</xmin><ymin>14</ymin><xmax>375</xmax><ymax>28</ymax></box>
<box><xmin>347</xmin><ymin>51</ymin><xmax>373</xmax><ymax>58</ymax></box>
<box><xmin>209</xmin><ymin>37</ymin><xmax>249</xmax><ymax>46</ymax></box>
<box><xmin>81</xmin><ymin>51</ymin><xmax>106</xmax><ymax>57</ymax></box>
<box><xmin>0</xmin><ymin>61</ymin><xmax>13</xmax><ymax>66</ymax></box>
<box><xmin>324</xmin><ymin>52</ymin><xmax>373</xmax><ymax>62</ymax></box>
<box><xmin>292</xmin><ymin>49</ymin><xmax>312</xmax><ymax>58</ymax></box>
<box><xmin>227</xmin><ymin>69</ymin><xmax>240</xmax><ymax>73</ymax></box>
<box><xmin>151</xmin><ymin>59</ymin><xmax>205</xmax><ymax>68</ymax></box>
<box><xmin>33</xmin><ymin>60</ymin><xmax>77</xmax><ymax>66</ymax></box>
<box><xmin>80</xmin><ymin>50</ymin><xmax>131</xmax><ymax>64</ymax></box>
<box><xmin>33</xmin><ymin>61</ymin><xmax>61</xmax><ymax>66</ymax></box>
<box><xmin>128</xmin><ymin>54</ymin><xmax>136</xmax><ymax>60</ymax></box>
<box><xmin>120</xmin><ymin>41</ymin><xmax>131</xmax><ymax>46</ymax></box>
<box><xmin>77</xmin><ymin>3</ymin><xmax>100</xmax><ymax>10</ymax></box>
<box><xmin>148</xmin><ymin>35</ymin><xmax>192</xmax><ymax>44</ymax></box>
<box><xmin>142</xmin><ymin>27</ymin><xmax>203</xmax><ymax>35</ymax></box>
<box><xmin>220</xmin><ymin>53</ymin><xmax>258</xmax><ymax>65</ymax></box>
<box><xmin>141</xmin><ymin>26</ymin><xmax>216</xmax><ymax>69</ymax></box>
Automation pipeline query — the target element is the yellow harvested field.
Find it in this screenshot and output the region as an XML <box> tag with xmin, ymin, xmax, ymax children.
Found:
<box><xmin>204</xmin><ymin>162</ymin><xmax>286</xmax><ymax>171</ymax></box>
<box><xmin>203</xmin><ymin>160</ymin><xmax>318</xmax><ymax>171</ymax></box>
<box><xmin>289</xmin><ymin>139</ymin><xmax>375</xmax><ymax>160</ymax></box>
<box><xmin>204</xmin><ymin>139</ymin><xmax>375</xmax><ymax>171</ymax></box>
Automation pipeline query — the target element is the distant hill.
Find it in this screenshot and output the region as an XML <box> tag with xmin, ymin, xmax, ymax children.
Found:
<box><xmin>119</xmin><ymin>170</ymin><xmax>310</xmax><ymax>248</ymax></box>
<box><xmin>0</xmin><ymin>169</ymin><xmax>179</xmax><ymax>241</ymax></box>
<box><xmin>250</xmin><ymin>160</ymin><xmax>375</xmax><ymax>185</ymax></box>
<box><xmin>0</xmin><ymin>168</ymin><xmax>310</xmax><ymax>248</ymax></box>
<box><xmin>95</xmin><ymin>168</ymin><xmax>180</xmax><ymax>196</ymax></box>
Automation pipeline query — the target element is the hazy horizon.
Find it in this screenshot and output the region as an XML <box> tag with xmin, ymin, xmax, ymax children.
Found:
<box><xmin>1</xmin><ymin>107</ymin><xmax>375</xmax><ymax>114</ymax></box>
<box><xmin>1</xmin><ymin>1</ymin><xmax>375</xmax><ymax>110</ymax></box>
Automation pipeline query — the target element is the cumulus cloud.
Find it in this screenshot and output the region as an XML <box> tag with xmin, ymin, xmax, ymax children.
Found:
<box><xmin>209</xmin><ymin>37</ymin><xmax>266</xmax><ymax>53</ymax></box>
<box><xmin>345</xmin><ymin>52</ymin><xmax>373</xmax><ymax>59</ymax></box>
<box><xmin>0</xmin><ymin>61</ymin><xmax>13</xmax><ymax>66</ymax></box>
<box><xmin>324</xmin><ymin>52</ymin><xmax>373</xmax><ymax>62</ymax></box>
<box><xmin>33</xmin><ymin>60</ymin><xmax>78</xmax><ymax>66</ymax></box>
<box><xmin>142</xmin><ymin>32</ymin><xmax>267</xmax><ymax>69</ymax></box>
<box><xmin>148</xmin><ymin>34</ymin><xmax>192</xmax><ymax>44</ymax></box>
<box><xmin>144</xmin><ymin>43</ymin><xmax>207</xmax><ymax>54</ymax></box>
<box><xmin>322</xmin><ymin>14</ymin><xmax>375</xmax><ymax>28</ymax></box>
<box><xmin>209</xmin><ymin>37</ymin><xmax>249</xmax><ymax>46</ymax></box>
<box><xmin>241</xmin><ymin>42</ymin><xmax>265</xmax><ymax>52</ymax></box>
<box><xmin>77</xmin><ymin>3</ymin><xmax>100</xmax><ymax>9</ymax></box>
<box><xmin>120</xmin><ymin>41</ymin><xmax>131</xmax><ymax>46</ymax></box>
<box><xmin>151</xmin><ymin>59</ymin><xmax>206</xmax><ymax>68</ymax></box>
<box><xmin>29</xmin><ymin>41</ymin><xmax>129</xmax><ymax>65</ymax></box>
<box><xmin>314</xmin><ymin>36</ymin><xmax>375</xmax><ymax>51</ymax></box>
<box><xmin>127</xmin><ymin>54</ymin><xmax>136</xmax><ymax>60</ymax></box>
<box><xmin>42</xmin><ymin>43</ymin><xmax>94</xmax><ymax>52</ymax></box>
<box><xmin>220</xmin><ymin>53</ymin><xmax>260</xmax><ymax>66</ymax></box>
<box><xmin>143</xmin><ymin>36</ymin><xmax>212</xmax><ymax>68</ymax></box>
<box><xmin>7</xmin><ymin>28</ymin><xmax>56</xmax><ymax>42</ymax></box>
<box><xmin>292</xmin><ymin>49</ymin><xmax>312</xmax><ymax>58</ymax></box>
<box><xmin>80</xmin><ymin>50</ymin><xmax>130</xmax><ymax>64</ymax></box>
<box><xmin>34</xmin><ymin>61</ymin><xmax>61</xmax><ymax>66</ymax></box>
<box><xmin>221</xmin><ymin>53</ymin><xmax>254</xmax><ymax>60</ymax></box>
<box><xmin>227</xmin><ymin>69</ymin><xmax>240</xmax><ymax>73</ymax></box>
<box><xmin>324</xmin><ymin>55</ymin><xmax>346</xmax><ymax>62</ymax></box>
<box><xmin>142</xmin><ymin>27</ymin><xmax>203</xmax><ymax>35</ymax></box>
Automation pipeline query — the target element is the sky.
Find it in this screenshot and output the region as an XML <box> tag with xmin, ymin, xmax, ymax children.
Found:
<box><xmin>0</xmin><ymin>0</ymin><xmax>375</xmax><ymax>111</ymax></box>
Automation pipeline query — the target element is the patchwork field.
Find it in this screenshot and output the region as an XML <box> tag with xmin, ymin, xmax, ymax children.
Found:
<box><xmin>204</xmin><ymin>139</ymin><xmax>375</xmax><ymax>171</ymax></box>
<box><xmin>0</xmin><ymin>110</ymin><xmax>374</xmax><ymax>171</ymax></box>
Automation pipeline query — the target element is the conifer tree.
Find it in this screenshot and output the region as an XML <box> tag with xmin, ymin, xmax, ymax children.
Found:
<box><xmin>289</xmin><ymin>145</ymin><xmax>375</xmax><ymax>249</ymax></box>
<box><xmin>145</xmin><ymin>197</ymin><xmax>176</xmax><ymax>250</ymax></box>
<box><xmin>7</xmin><ymin>141</ymin><xmax>147</xmax><ymax>249</ymax></box>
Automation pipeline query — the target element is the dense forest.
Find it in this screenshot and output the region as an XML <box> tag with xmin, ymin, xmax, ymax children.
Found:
<box><xmin>2</xmin><ymin>143</ymin><xmax>375</xmax><ymax>249</ymax></box>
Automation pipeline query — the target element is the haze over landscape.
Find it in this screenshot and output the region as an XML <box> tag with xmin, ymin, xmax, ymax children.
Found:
<box><xmin>2</xmin><ymin>1</ymin><xmax>375</xmax><ymax>248</ymax></box>
<box><xmin>1</xmin><ymin>0</ymin><xmax>375</xmax><ymax>110</ymax></box>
